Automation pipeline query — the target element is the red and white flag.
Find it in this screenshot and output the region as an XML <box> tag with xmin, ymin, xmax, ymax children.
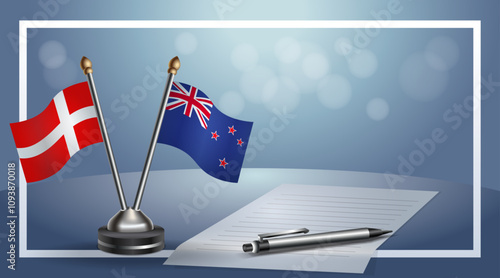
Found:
<box><xmin>10</xmin><ymin>82</ymin><xmax>103</xmax><ymax>183</ymax></box>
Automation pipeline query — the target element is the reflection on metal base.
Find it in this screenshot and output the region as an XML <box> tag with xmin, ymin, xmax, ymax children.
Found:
<box><xmin>107</xmin><ymin>208</ymin><xmax>154</xmax><ymax>233</ymax></box>
<box><xmin>97</xmin><ymin>225</ymin><xmax>165</xmax><ymax>255</ymax></box>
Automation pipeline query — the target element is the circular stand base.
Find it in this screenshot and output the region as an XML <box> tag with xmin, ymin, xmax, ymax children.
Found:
<box><xmin>98</xmin><ymin>225</ymin><xmax>164</xmax><ymax>255</ymax></box>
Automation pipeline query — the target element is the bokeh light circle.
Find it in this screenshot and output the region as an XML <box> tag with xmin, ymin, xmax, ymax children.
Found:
<box><xmin>366</xmin><ymin>98</ymin><xmax>389</xmax><ymax>121</ymax></box>
<box><xmin>348</xmin><ymin>49</ymin><xmax>378</xmax><ymax>79</ymax></box>
<box><xmin>425</xmin><ymin>36</ymin><xmax>459</xmax><ymax>71</ymax></box>
<box><xmin>317</xmin><ymin>74</ymin><xmax>352</xmax><ymax>110</ymax></box>
<box><xmin>218</xmin><ymin>91</ymin><xmax>245</xmax><ymax>117</ymax></box>
<box><xmin>231</xmin><ymin>43</ymin><xmax>259</xmax><ymax>72</ymax></box>
<box><xmin>39</xmin><ymin>40</ymin><xmax>67</xmax><ymax>69</ymax></box>
<box><xmin>239</xmin><ymin>65</ymin><xmax>275</xmax><ymax>103</ymax></box>
<box><xmin>43</xmin><ymin>59</ymin><xmax>78</xmax><ymax>89</ymax></box>
<box><xmin>262</xmin><ymin>76</ymin><xmax>301</xmax><ymax>112</ymax></box>
<box><xmin>275</xmin><ymin>37</ymin><xmax>301</xmax><ymax>64</ymax></box>
<box><xmin>399</xmin><ymin>52</ymin><xmax>449</xmax><ymax>102</ymax></box>
<box><xmin>302</xmin><ymin>53</ymin><xmax>330</xmax><ymax>80</ymax></box>
<box><xmin>175</xmin><ymin>32</ymin><xmax>198</xmax><ymax>55</ymax></box>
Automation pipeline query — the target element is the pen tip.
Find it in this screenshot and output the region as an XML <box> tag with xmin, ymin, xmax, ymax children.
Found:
<box><xmin>368</xmin><ymin>229</ymin><xmax>393</xmax><ymax>237</ymax></box>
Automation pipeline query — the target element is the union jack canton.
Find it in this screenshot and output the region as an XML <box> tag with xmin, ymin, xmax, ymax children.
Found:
<box><xmin>167</xmin><ymin>82</ymin><xmax>214</xmax><ymax>129</ymax></box>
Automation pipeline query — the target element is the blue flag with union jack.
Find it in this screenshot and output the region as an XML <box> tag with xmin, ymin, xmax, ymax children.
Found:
<box><xmin>157</xmin><ymin>82</ymin><xmax>253</xmax><ymax>182</ymax></box>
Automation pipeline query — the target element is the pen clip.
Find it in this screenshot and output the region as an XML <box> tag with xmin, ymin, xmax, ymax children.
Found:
<box><xmin>258</xmin><ymin>228</ymin><xmax>309</xmax><ymax>242</ymax></box>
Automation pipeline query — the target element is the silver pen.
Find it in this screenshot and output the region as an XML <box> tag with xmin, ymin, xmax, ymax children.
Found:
<box><xmin>242</xmin><ymin>228</ymin><xmax>392</xmax><ymax>253</ymax></box>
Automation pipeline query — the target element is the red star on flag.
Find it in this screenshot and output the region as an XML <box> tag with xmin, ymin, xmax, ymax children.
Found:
<box><xmin>228</xmin><ymin>125</ymin><xmax>236</xmax><ymax>135</ymax></box>
<box><xmin>211</xmin><ymin>131</ymin><xmax>220</xmax><ymax>141</ymax></box>
<box><xmin>219</xmin><ymin>157</ymin><xmax>228</xmax><ymax>169</ymax></box>
<box><xmin>237</xmin><ymin>138</ymin><xmax>244</xmax><ymax>146</ymax></box>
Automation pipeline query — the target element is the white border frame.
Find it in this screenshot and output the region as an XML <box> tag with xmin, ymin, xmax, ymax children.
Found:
<box><xmin>18</xmin><ymin>20</ymin><xmax>481</xmax><ymax>259</ymax></box>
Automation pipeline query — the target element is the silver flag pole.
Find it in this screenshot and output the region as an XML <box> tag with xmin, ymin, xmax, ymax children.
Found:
<box><xmin>80</xmin><ymin>56</ymin><xmax>127</xmax><ymax>211</ymax></box>
<box><xmin>133</xmin><ymin>56</ymin><xmax>180</xmax><ymax>211</ymax></box>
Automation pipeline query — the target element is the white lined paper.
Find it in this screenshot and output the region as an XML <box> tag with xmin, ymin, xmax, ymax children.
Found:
<box><xmin>164</xmin><ymin>184</ymin><xmax>437</xmax><ymax>273</ymax></box>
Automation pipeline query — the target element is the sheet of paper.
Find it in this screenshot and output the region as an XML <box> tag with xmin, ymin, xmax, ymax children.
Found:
<box><xmin>164</xmin><ymin>184</ymin><xmax>438</xmax><ymax>273</ymax></box>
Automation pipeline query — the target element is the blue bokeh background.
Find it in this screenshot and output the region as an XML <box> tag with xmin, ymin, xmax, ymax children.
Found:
<box><xmin>20</xmin><ymin>26</ymin><xmax>474</xmax><ymax>188</ymax></box>
<box><xmin>0</xmin><ymin>1</ymin><xmax>499</xmax><ymax>277</ymax></box>
<box><xmin>2</xmin><ymin>1</ymin><xmax>498</xmax><ymax>192</ymax></box>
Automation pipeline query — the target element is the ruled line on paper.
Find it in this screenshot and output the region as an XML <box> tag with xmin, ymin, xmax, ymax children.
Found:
<box><xmin>251</xmin><ymin>211</ymin><xmax>396</xmax><ymax>221</ymax></box>
<box><xmin>266</xmin><ymin>203</ymin><xmax>409</xmax><ymax>211</ymax></box>
<box><xmin>259</xmin><ymin>207</ymin><xmax>403</xmax><ymax>216</ymax></box>
<box><xmin>235</xmin><ymin>222</ymin><xmax>355</xmax><ymax>229</ymax></box>
<box><xmin>273</xmin><ymin>198</ymin><xmax>414</xmax><ymax>207</ymax></box>
<box><xmin>243</xmin><ymin>216</ymin><xmax>391</xmax><ymax>226</ymax></box>
<box><xmin>280</xmin><ymin>193</ymin><xmax>420</xmax><ymax>202</ymax></box>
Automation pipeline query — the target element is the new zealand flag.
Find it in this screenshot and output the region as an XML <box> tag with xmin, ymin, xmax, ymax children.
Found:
<box><xmin>158</xmin><ymin>82</ymin><xmax>253</xmax><ymax>182</ymax></box>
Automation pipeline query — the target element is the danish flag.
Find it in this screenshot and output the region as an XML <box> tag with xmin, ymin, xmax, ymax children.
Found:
<box><xmin>10</xmin><ymin>82</ymin><xmax>103</xmax><ymax>183</ymax></box>
<box><xmin>166</xmin><ymin>82</ymin><xmax>214</xmax><ymax>129</ymax></box>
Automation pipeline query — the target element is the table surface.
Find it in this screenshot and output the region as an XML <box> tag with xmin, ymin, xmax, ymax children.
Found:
<box><xmin>2</xmin><ymin>168</ymin><xmax>498</xmax><ymax>277</ymax></box>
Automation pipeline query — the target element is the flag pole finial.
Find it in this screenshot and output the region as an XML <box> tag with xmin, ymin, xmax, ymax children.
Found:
<box><xmin>80</xmin><ymin>56</ymin><xmax>93</xmax><ymax>74</ymax></box>
<box><xmin>168</xmin><ymin>56</ymin><xmax>181</xmax><ymax>75</ymax></box>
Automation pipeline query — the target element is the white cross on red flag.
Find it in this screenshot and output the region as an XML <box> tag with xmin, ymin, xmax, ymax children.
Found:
<box><xmin>10</xmin><ymin>82</ymin><xmax>103</xmax><ymax>183</ymax></box>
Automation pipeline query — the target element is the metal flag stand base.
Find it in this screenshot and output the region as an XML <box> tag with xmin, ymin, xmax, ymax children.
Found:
<box><xmin>97</xmin><ymin>208</ymin><xmax>165</xmax><ymax>255</ymax></box>
<box><xmin>97</xmin><ymin>226</ymin><xmax>165</xmax><ymax>255</ymax></box>
<box><xmin>80</xmin><ymin>56</ymin><xmax>180</xmax><ymax>255</ymax></box>
<box><xmin>98</xmin><ymin>226</ymin><xmax>165</xmax><ymax>255</ymax></box>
